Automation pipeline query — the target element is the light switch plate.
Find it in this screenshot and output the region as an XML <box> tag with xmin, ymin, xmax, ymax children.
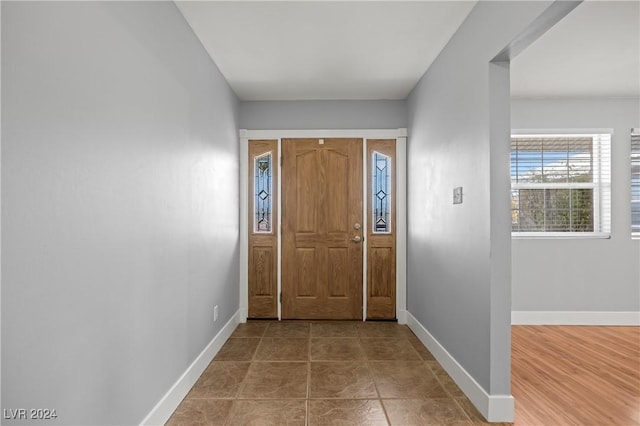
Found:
<box><xmin>453</xmin><ymin>187</ymin><xmax>463</xmax><ymax>204</ymax></box>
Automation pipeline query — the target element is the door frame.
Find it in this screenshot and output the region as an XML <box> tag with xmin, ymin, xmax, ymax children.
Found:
<box><xmin>239</xmin><ymin>128</ymin><xmax>408</xmax><ymax>323</ymax></box>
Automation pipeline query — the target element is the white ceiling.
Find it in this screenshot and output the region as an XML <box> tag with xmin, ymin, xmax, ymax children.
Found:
<box><xmin>176</xmin><ymin>1</ymin><xmax>477</xmax><ymax>100</ymax></box>
<box><xmin>511</xmin><ymin>0</ymin><xmax>640</xmax><ymax>99</ymax></box>
<box><xmin>176</xmin><ymin>1</ymin><xmax>640</xmax><ymax>101</ymax></box>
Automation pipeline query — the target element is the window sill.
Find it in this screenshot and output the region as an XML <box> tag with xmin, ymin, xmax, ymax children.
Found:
<box><xmin>512</xmin><ymin>232</ymin><xmax>611</xmax><ymax>240</ymax></box>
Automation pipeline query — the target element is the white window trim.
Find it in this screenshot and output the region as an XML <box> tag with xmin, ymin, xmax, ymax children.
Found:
<box><xmin>511</xmin><ymin>129</ymin><xmax>612</xmax><ymax>239</ymax></box>
<box><xmin>512</xmin><ymin>232</ymin><xmax>611</xmax><ymax>240</ymax></box>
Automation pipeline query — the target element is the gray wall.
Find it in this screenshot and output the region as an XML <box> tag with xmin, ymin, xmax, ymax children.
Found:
<box><xmin>1</xmin><ymin>2</ymin><xmax>239</xmax><ymax>425</ymax></box>
<box><xmin>406</xmin><ymin>1</ymin><xmax>559</xmax><ymax>395</ymax></box>
<box><xmin>511</xmin><ymin>98</ymin><xmax>640</xmax><ymax>312</ymax></box>
<box><xmin>240</xmin><ymin>100</ymin><xmax>407</xmax><ymax>130</ymax></box>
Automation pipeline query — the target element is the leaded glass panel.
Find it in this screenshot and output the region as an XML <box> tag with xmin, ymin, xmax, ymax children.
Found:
<box><xmin>372</xmin><ymin>151</ymin><xmax>391</xmax><ymax>233</ymax></box>
<box><xmin>254</xmin><ymin>152</ymin><xmax>272</xmax><ymax>233</ymax></box>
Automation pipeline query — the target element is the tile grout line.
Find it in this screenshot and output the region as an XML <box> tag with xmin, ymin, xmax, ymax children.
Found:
<box><xmin>409</xmin><ymin>334</ymin><xmax>467</xmax><ymax>411</ymax></box>
<box><xmin>363</xmin><ymin>339</ymin><xmax>392</xmax><ymax>426</ymax></box>
<box><xmin>222</xmin><ymin>325</ymin><xmax>248</xmax><ymax>426</ymax></box>
<box><xmin>452</xmin><ymin>397</ymin><xmax>475</xmax><ymax>424</ymax></box>
<box><xmin>226</xmin><ymin>325</ymin><xmax>264</xmax><ymax>416</ymax></box>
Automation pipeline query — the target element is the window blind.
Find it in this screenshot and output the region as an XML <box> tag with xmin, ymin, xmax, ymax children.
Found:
<box><xmin>511</xmin><ymin>134</ymin><xmax>611</xmax><ymax>236</ymax></box>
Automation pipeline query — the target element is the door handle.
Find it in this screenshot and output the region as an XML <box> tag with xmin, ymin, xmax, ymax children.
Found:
<box><xmin>351</xmin><ymin>236</ymin><xmax>363</xmax><ymax>243</ymax></box>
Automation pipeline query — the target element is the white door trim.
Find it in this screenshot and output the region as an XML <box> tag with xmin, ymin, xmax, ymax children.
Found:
<box><xmin>239</xmin><ymin>128</ymin><xmax>408</xmax><ymax>323</ymax></box>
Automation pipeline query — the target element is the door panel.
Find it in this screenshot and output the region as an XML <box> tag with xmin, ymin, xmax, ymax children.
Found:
<box><xmin>295</xmin><ymin>248</ymin><xmax>317</xmax><ymax>297</ymax></box>
<box><xmin>328</xmin><ymin>248</ymin><xmax>349</xmax><ymax>297</ymax></box>
<box><xmin>370</xmin><ymin>247</ymin><xmax>393</xmax><ymax>297</ymax></box>
<box><xmin>253</xmin><ymin>246</ymin><xmax>275</xmax><ymax>296</ymax></box>
<box><xmin>295</xmin><ymin>150</ymin><xmax>319</xmax><ymax>232</ymax></box>
<box><xmin>326</xmin><ymin>150</ymin><xmax>349</xmax><ymax>232</ymax></box>
<box><xmin>282</xmin><ymin>138</ymin><xmax>363</xmax><ymax>319</ymax></box>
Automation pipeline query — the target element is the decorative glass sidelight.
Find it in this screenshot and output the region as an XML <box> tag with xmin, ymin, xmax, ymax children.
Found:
<box><xmin>254</xmin><ymin>152</ymin><xmax>273</xmax><ymax>233</ymax></box>
<box><xmin>372</xmin><ymin>151</ymin><xmax>391</xmax><ymax>233</ymax></box>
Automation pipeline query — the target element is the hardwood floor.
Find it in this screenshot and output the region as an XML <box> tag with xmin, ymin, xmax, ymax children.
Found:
<box><xmin>512</xmin><ymin>326</ymin><xmax>640</xmax><ymax>426</ymax></box>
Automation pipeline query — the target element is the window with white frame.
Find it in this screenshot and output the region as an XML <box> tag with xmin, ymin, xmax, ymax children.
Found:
<box><xmin>510</xmin><ymin>133</ymin><xmax>611</xmax><ymax>237</ymax></box>
<box><xmin>632</xmin><ymin>129</ymin><xmax>640</xmax><ymax>237</ymax></box>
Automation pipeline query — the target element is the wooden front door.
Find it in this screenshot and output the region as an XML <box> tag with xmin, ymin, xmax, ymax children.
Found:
<box><xmin>282</xmin><ymin>138</ymin><xmax>363</xmax><ymax>319</ymax></box>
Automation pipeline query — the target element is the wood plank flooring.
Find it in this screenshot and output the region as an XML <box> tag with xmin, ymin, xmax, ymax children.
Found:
<box><xmin>512</xmin><ymin>325</ymin><xmax>640</xmax><ymax>426</ymax></box>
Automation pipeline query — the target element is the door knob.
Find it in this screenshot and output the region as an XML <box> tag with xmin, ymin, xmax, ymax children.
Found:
<box><xmin>353</xmin><ymin>223</ymin><xmax>361</xmax><ymax>230</ymax></box>
<box><xmin>351</xmin><ymin>236</ymin><xmax>362</xmax><ymax>243</ymax></box>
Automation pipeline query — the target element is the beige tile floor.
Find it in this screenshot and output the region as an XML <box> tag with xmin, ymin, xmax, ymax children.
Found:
<box><xmin>167</xmin><ymin>321</ymin><xmax>507</xmax><ymax>426</ymax></box>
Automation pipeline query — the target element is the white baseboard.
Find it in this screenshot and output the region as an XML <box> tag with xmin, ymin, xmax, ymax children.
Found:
<box><xmin>511</xmin><ymin>311</ymin><xmax>640</xmax><ymax>326</ymax></box>
<box><xmin>406</xmin><ymin>311</ymin><xmax>514</xmax><ymax>423</ymax></box>
<box><xmin>139</xmin><ymin>310</ymin><xmax>241</xmax><ymax>426</ymax></box>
